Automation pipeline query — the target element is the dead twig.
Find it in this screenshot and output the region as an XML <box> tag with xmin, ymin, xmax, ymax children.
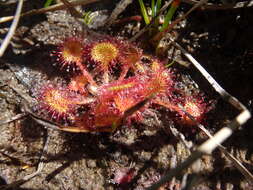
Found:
<box><xmin>148</xmin><ymin>111</ymin><xmax>251</xmax><ymax>190</ymax></box>
<box><xmin>8</xmin><ymin>80</ymin><xmax>35</xmax><ymax>104</ymax></box>
<box><xmin>106</xmin><ymin>0</ymin><xmax>134</xmax><ymax>27</ymax></box>
<box><xmin>0</xmin><ymin>0</ymin><xmax>26</xmax><ymax>6</ymax></box>
<box><xmin>59</xmin><ymin>0</ymin><xmax>83</xmax><ymax>18</ymax></box>
<box><xmin>0</xmin><ymin>113</ymin><xmax>27</xmax><ymax>126</ymax></box>
<box><xmin>198</xmin><ymin>125</ymin><xmax>253</xmax><ymax>184</ymax></box>
<box><xmin>22</xmin><ymin>103</ymin><xmax>72</xmax><ymax>132</ymax></box>
<box><xmin>146</xmin><ymin>39</ymin><xmax>251</xmax><ymax>190</ymax></box>
<box><xmin>178</xmin><ymin>104</ymin><xmax>253</xmax><ymax>184</ymax></box>
<box><xmin>0</xmin><ymin>0</ymin><xmax>100</xmax><ymax>24</ymax></box>
<box><xmin>0</xmin><ymin>0</ymin><xmax>24</xmax><ymax>57</ymax></box>
<box><xmin>170</xmin><ymin>39</ymin><xmax>248</xmax><ymax>111</ymax></box>
<box><xmin>168</xmin><ymin>125</ymin><xmax>193</xmax><ymax>150</ymax></box>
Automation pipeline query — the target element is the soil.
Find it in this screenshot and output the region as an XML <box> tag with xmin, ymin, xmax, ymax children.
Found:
<box><xmin>0</xmin><ymin>1</ymin><xmax>253</xmax><ymax>190</ymax></box>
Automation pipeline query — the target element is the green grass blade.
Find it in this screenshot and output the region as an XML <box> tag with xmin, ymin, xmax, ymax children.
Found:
<box><xmin>138</xmin><ymin>0</ymin><xmax>150</xmax><ymax>25</ymax></box>
<box><xmin>151</xmin><ymin>0</ymin><xmax>155</xmax><ymax>18</ymax></box>
<box><xmin>44</xmin><ymin>0</ymin><xmax>54</xmax><ymax>8</ymax></box>
<box><xmin>165</xmin><ymin>60</ymin><xmax>175</xmax><ymax>68</ymax></box>
<box><xmin>87</xmin><ymin>14</ymin><xmax>96</xmax><ymax>25</ymax></box>
<box><xmin>160</xmin><ymin>0</ymin><xmax>180</xmax><ymax>32</ymax></box>
<box><xmin>84</xmin><ymin>11</ymin><xmax>91</xmax><ymax>23</ymax></box>
<box><xmin>155</xmin><ymin>0</ymin><xmax>162</xmax><ymax>16</ymax></box>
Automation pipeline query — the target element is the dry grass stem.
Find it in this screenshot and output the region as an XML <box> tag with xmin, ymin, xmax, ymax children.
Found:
<box><xmin>146</xmin><ymin>39</ymin><xmax>251</xmax><ymax>190</ymax></box>
<box><xmin>59</xmin><ymin>0</ymin><xmax>83</xmax><ymax>18</ymax></box>
<box><xmin>170</xmin><ymin>39</ymin><xmax>248</xmax><ymax>111</ymax></box>
<box><xmin>8</xmin><ymin>82</ymin><xmax>34</xmax><ymax>104</ymax></box>
<box><xmin>0</xmin><ymin>0</ymin><xmax>24</xmax><ymax>57</ymax></box>
<box><xmin>23</xmin><ymin>103</ymin><xmax>95</xmax><ymax>133</ymax></box>
<box><xmin>198</xmin><ymin>124</ymin><xmax>253</xmax><ymax>184</ymax></box>
<box><xmin>106</xmin><ymin>0</ymin><xmax>134</xmax><ymax>26</ymax></box>
<box><xmin>0</xmin><ymin>113</ymin><xmax>27</xmax><ymax>126</ymax></box>
<box><xmin>148</xmin><ymin>108</ymin><xmax>251</xmax><ymax>189</ymax></box>
<box><xmin>179</xmin><ymin>104</ymin><xmax>253</xmax><ymax>184</ymax></box>
<box><xmin>168</xmin><ymin>125</ymin><xmax>193</xmax><ymax>150</ymax></box>
<box><xmin>0</xmin><ymin>0</ymin><xmax>100</xmax><ymax>24</ymax></box>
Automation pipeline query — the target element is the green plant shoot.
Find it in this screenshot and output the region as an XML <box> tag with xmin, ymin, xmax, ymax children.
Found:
<box><xmin>44</xmin><ymin>0</ymin><xmax>55</xmax><ymax>8</ymax></box>
<box><xmin>138</xmin><ymin>0</ymin><xmax>150</xmax><ymax>25</ymax></box>
<box><xmin>160</xmin><ymin>0</ymin><xmax>180</xmax><ymax>32</ymax></box>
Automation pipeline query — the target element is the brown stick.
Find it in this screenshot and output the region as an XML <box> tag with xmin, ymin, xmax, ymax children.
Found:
<box><xmin>0</xmin><ymin>0</ymin><xmax>100</xmax><ymax>24</ymax></box>
<box><xmin>147</xmin><ymin>38</ymin><xmax>251</xmax><ymax>190</ymax></box>
<box><xmin>0</xmin><ymin>0</ymin><xmax>24</xmax><ymax>57</ymax></box>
